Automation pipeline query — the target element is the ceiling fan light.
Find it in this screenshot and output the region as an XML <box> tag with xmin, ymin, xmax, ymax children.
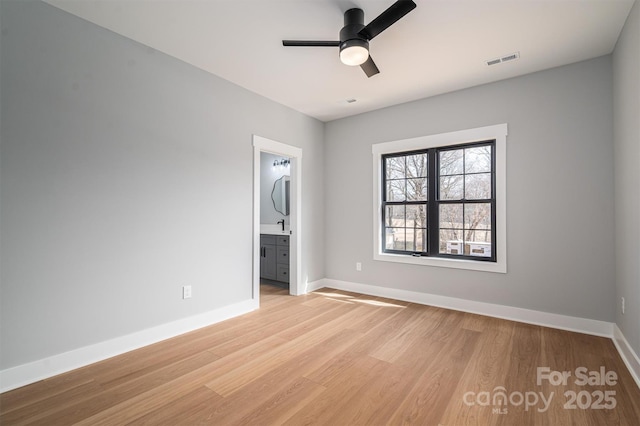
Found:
<box><xmin>340</xmin><ymin>46</ymin><xmax>369</xmax><ymax>66</ymax></box>
<box><xmin>339</xmin><ymin>39</ymin><xmax>369</xmax><ymax>66</ymax></box>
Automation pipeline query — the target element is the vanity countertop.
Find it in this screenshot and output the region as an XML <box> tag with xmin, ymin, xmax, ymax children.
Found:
<box><xmin>260</xmin><ymin>224</ymin><xmax>290</xmax><ymax>236</ymax></box>
<box><xmin>261</xmin><ymin>230</ymin><xmax>290</xmax><ymax>236</ymax></box>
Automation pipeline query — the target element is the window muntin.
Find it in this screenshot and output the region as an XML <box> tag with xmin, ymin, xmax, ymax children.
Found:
<box><xmin>382</xmin><ymin>141</ymin><xmax>496</xmax><ymax>261</ymax></box>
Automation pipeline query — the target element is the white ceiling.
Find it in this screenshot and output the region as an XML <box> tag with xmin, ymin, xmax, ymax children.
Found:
<box><xmin>45</xmin><ymin>0</ymin><xmax>635</xmax><ymax>122</ymax></box>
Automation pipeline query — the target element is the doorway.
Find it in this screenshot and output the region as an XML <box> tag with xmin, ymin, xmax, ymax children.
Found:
<box><xmin>252</xmin><ymin>135</ymin><xmax>303</xmax><ymax>304</ymax></box>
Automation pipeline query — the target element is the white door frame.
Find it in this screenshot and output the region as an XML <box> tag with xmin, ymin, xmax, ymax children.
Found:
<box><xmin>252</xmin><ymin>135</ymin><xmax>303</xmax><ymax>302</ymax></box>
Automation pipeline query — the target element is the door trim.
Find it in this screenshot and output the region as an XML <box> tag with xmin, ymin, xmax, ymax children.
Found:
<box><xmin>252</xmin><ymin>135</ymin><xmax>303</xmax><ymax>302</ymax></box>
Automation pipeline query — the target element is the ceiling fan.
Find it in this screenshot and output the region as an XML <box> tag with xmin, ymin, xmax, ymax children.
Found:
<box><xmin>282</xmin><ymin>0</ymin><xmax>417</xmax><ymax>78</ymax></box>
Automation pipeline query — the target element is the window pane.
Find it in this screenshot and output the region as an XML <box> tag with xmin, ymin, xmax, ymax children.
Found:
<box><xmin>439</xmin><ymin>230</ymin><xmax>464</xmax><ymax>254</ymax></box>
<box><xmin>406</xmin><ymin>153</ymin><xmax>428</xmax><ymax>178</ymax></box>
<box><xmin>386</xmin><ymin>180</ymin><xmax>405</xmax><ymax>202</ymax></box>
<box><xmin>405</xmin><ymin>228</ymin><xmax>426</xmax><ymax>252</ymax></box>
<box><xmin>465</xmin><ymin>173</ymin><xmax>491</xmax><ymax>199</ymax></box>
<box><xmin>465</xmin><ymin>230</ymin><xmax>492</xmax><ymax>244</ymax></box>
<box><xmin>441</xmin><ymin>231</ymin><xmax>492</xmax><ymax>257</ymax></box>
<box><xmin>465</xmin><ymin>146</ymin><xmax>492</xmax><ymax>173</ymax></box>
<box><xmin>464</xmin><ymin>203</ymin><xmax>491</xmax><ymax>230</ymax></box>
<box><xmin>440</xmin><ymin>203</ymin><xmax>463</xmax><ymax>229</ymax></box>
<box><xmin>417</xmin><ymin>228</ymin><xmax>427</xmax><ymax>252</ymax></box>
<box><xmin>406</xmin><ymin>204</ymin><xmax>427</xmax><ymax>229</ymax></box>
<box><xmin>406</xmin><ymin>178</ymin><xmax>428</xmax><ymax>201</ymax></box>
<box><xmin>439</xmin><ymin>175</ymin><xmax>463</xmax><ymax>200</ymax></box>
<box><xmin>386</xmin><ymin>205</ymin><xmax>405</xmax><ymax>228</ymax></box>
<box><xmin>385</xmin><ymin>156</ymin><xmax>405</xmax><ymax>180</ymax></box>
<box><xmin>440</xmin><ymin>149</ymin><xmax>463</xmax><ymax>175</ymax></box>
<box><xmin>385</xmin><ymin>228</ymin><xmax>405</xmax><ymax>251</ymax></box>
<box><xmin>464</xmin><ymin>232</ymin><xmax>492</xmax><ymax>257</ymax></box>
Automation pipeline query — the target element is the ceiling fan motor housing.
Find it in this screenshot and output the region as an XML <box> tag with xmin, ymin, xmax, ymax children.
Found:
<box><xmin>340</xmin><ymin>8</ymin><xmax>369</xmax><ymax>52</ymax></box>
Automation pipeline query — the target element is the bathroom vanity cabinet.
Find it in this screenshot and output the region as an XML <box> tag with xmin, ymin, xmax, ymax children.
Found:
<box><xmin>260</xmin><ymin>234</ymin><xmax>289</xmax><ymax>285</ymax></box>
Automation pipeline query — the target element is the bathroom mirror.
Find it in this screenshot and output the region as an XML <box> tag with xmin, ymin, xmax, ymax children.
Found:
<box><xmin>272</xmin><ymin>175</ymin><xmax>290</xmax><ymax>216</ymax></box>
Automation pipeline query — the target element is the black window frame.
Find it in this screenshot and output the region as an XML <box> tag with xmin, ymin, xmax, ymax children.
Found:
<box><xmin>381</xmin><ymin>139</ymin><xmax>497</xmax><ymax>262</ymax></box>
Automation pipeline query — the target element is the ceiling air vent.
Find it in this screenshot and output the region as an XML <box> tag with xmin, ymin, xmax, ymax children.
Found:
<box><xmin>486</xmin><ymin>52</ymin><xmax>520</xmax><ymax>66</ymax></box>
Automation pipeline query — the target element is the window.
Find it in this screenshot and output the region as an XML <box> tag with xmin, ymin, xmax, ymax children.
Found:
<box><xmin>382</xmin><ymin>141</ymin><xmax>495</xmax><ymax>260</ymax></box>
<box><xmin>372</xmin><ymin>124</ymin><xmax>507</xmax><ymax>273</ymax></box>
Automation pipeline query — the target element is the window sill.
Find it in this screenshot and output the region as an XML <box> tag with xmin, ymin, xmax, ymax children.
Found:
<box><xmin>374</xmin><ymin>251</ymin><xmax>507</xmax><ymax>273</ymax></box>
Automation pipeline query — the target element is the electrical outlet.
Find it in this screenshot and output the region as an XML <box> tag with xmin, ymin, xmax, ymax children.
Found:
<box><xmin>183</xmin><ymin>285</ymin><xmax>192</xmax><ymax>299</ymax></box>
<box><xmin>356</xmin><ymin>262</ymin><xmax>362</xmax><ymax>271</ymax></box>
<box><xmin>621</xmin><ymin>297</ymin><xmax>625</xmax><ymax>314</ymax></box>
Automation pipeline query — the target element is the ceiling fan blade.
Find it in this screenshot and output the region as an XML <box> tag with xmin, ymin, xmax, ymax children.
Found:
<box><xmin>360</xmin><ymin>56</ymin><xmax>380</xmax><ymax>78</ymax></box>
<box><xmin>282</xmin><ymin>40</ymin><xmax>340</xmax><ymax>47</ymax></box>
<box><xmin>358</xmin><ymin>0</ymin><xmax>417</xmax><ymax>41</ymax></box>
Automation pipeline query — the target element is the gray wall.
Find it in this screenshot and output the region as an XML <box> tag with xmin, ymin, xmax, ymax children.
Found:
<box><xmin>260</xmin><ymin>152</ymin><xmax>290</xmax><ymax>227</ymax></box>
<box><xmin>0</xmin><ymin>0</ymin><xmax>324</xmax><ymax>370</ymax></box>
<box><xmin>1</xmin><ymin>0</ymin><xmax>635</xmax><ymax>375</ymax></box>
<box><xmin>325</xmin><ymin>56</ymin><xmax>615</xmax><ymax>322</ymax></box>
<box><xmin>613</xmin><ymin>1</ymin><xmax>640</xmax><ymax>355</ymax></box>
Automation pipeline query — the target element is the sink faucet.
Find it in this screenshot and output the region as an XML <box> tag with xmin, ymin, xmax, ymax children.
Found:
<box><xmin>277</xmin><ymin>220</ymin><xmax>285</xmax><ymax>232</ymax></box>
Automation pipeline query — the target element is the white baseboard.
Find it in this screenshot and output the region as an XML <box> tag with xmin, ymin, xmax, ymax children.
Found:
<box><xmin>316</xmin><ymin>278</ymin><xmax>614</xmax><ymax>337</ymax></box>
<box><xmin>613</xmin><ymin>324</ymin><xmax>640</xmax><ymax>389</ymax></box>
<box><xmin>305</xmin><ymin>278</ymin><xmax>328</xmax><ymax>293</ymax></box>
<box><xmin>0</xmin><ymin>298</ymin><xmax>258</xmax><ymax>393</ymax></box>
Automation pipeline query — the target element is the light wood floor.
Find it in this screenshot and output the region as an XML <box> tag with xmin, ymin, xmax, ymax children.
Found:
<box><xmin>2</xmin><ymin>284</ymin><xmax>639</xmax><ymax>425</ymax></box>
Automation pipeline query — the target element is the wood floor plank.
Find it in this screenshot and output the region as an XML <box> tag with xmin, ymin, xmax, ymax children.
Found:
<box><xmin>69</xmin><ymin>334</ymin><xmax>288</xmax><ymax>425</ymax></box>
<box><xmin>461</xmin><ymin>311</ymin><xmax>490</xmax><ymax>332</ymax></box>
<box><xmin>272</xmin><ymin>300</ymin><xmax>359</xmax><ymax>342</ymax></box>
<box><xmin>613</xmin><ymin>363</ymin><xmax>640</xmax><ymax>425</ymax></box>
<box><xmin>1</xmin><ymin>285</ymin><xmax>639</xmax><ymax>425</ymax></box>
<box><xmin>282</xmin><ymin>355</ymin><xmax>392</xmax><ymax>425</ymax></box>
<box><xmin>387</xmin><ymin>328</ymin><xmax>482</xmax><ymax>425</ymax></box>
<box><xmin>234</xmin><ymin>377</ymin><xmax>326</xmax><ymax>426</ymax></box>
<box><xmin>493</xmin><ymin>322</ymin><xmax>546</xmax><ymax>426</ymax></box>
<box><xmin>206</xmin><ymin>302</ymin><xmax>335</xmax><ymax>358</ymax></box>
<box><xmin>0</xmin><ymin>380</ymin><xmax>103</xmax><ymax>426</ymax></box>
<box><xmin>205</xmin><ymin>324</ymin><xmax>363</xmax><ymax>397</ymax></box>
<box><xmin>301</xmin><ymin>326</ymin><xmax>396</xmax><ymax>386</ymax></box>
<box><xmin>370</xmin><ymin>304</ymin><xmax>441</xmax><ymax>363</ymax></box>
<box><xmin>30</xmin><ymin>351</ymin><xmax>220</xmax><ymax>426</ymax></box>
<box><xmin>125</xmin><ymin>386</ymin><xmax>221</xmax><ymax>426</ymax></box>
<box><xmin>421</xmin><ymin>306</ymin><xmax>467</xmax><ymax>343</ymax></box>
<box><xmin>343</xmin><ymin>302</ymin><xmax>402</xmax><ymax>334</ymax></box>
<box><xmin>438</xmin><ymin>317</ymin><xmax>516</xmax><ymax>426</ymax></box>
<box><xmin>339</xmin><ymin>364</ymin><xmax>417</xmax><ymax>425</ymax></box>
<box><xmin>188</xmin><ymin>375</ymin><xmax>316</xmax><ymax>424</ymax></box>
<box><xmin>0</xmin><ymin>376</ymin><xmax>96</xmax><ymax>417</ymax></box>
<box><xmin>91</xmin><ymin>327</ymin><xmax>229</xmax><ymax>390</ymax></box>
<box><xmin>538</xmin><ymin>327</ymin><xmax>591</xmax><ymax>426</ymax></box>
<box><xmin>303</xmin><ymin>302</ymin><xmax>429</xmax><ymax>386</ymax></box>
<box><xmin>198</xmin><ymin>328</ymin><xmax>362</xmax><ymax>424</ymax></box>
<box><xmin>567</xmin><ymin>332</ymin><xmax>639</xmax><ymax>426</ymax></box>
